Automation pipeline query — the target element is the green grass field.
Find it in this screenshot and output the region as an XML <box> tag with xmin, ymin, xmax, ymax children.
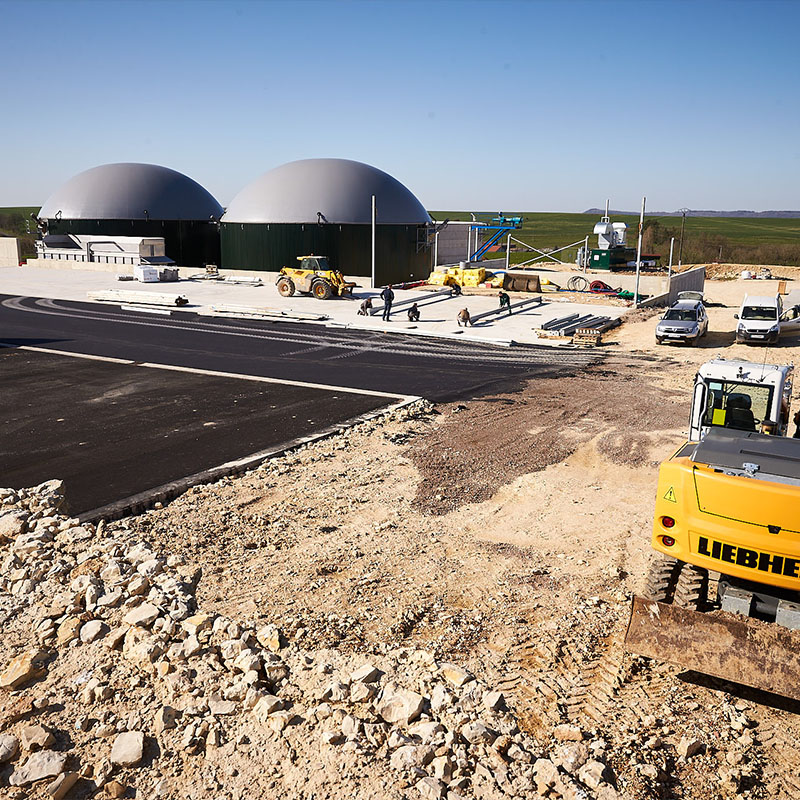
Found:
<box><xmin>429</xmin><ymin>211</ymin><xmax>800</xmax><ymax>248</ymax></box>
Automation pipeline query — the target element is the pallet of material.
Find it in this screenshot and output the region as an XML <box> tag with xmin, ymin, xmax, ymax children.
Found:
<box><xmin>572</xmin><ymin>328</ymin><xmax>603</xmax><ymax>346</ymax></box>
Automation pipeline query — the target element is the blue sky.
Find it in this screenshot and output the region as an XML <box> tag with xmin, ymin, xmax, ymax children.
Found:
<box><xmin>1</xmin><ymin>0</ymin><xmax>798</xmax><ymax>212</ymax></box>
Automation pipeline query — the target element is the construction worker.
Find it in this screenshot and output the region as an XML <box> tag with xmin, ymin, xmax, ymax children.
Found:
<box><xmin>457</xmin><ymin>308</ymin><xmax>472</xmax><ymax>327</ymax></box>
<box><xmin>357</xmin><ymin>297</ymin><xmax>373</xmax><ymax>316</ymax></box>
<box><xmin>407</xmin><ymin>303</ymin><xmax>420</xmax><ymax>322</ymax></box>
<box><xmin>449</xmin><ymin>282</ymin><xmax>462</xmax><ymax>297</ymax></box>
<box><xmin>498</xmin><ymin>290</ymin><xmax>511</xmax><ymax>315</ymax></box>
<box><xmin>380</xmin><ymin>285</ymin><xmax>394</xmax><ymax>321</ymax></box>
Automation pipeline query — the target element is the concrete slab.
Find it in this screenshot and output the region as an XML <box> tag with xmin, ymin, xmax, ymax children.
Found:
<box><xmin>0</xmin><ymin>266</ymin><xmax>627</xmax><ymax>347</ymax></box>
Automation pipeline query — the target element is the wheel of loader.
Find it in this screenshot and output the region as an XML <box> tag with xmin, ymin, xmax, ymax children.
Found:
<box><xmin>673</xmin><ymin>563</ymin><xmax>709</xmax><ymax>611</ymax></box>
<box><xmin>277</xmin><ymin>277</ymin><xmax>295</xmax><ymax>297</ymax></box>
<box><xmin>312</xmin><ymin>279</ymin><xmax>333</xmax><ymax>300</ymax></box>
<box><xmin>643</xmin><ymin>553</ymin><xmax>682</xmax><ymax>603</ymax></box>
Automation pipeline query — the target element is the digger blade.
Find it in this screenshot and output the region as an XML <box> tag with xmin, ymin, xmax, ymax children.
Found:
<box><xmin>625</xmin><ymin>595</ymin><xmax>800</xmax><ymax>701</ymax></box>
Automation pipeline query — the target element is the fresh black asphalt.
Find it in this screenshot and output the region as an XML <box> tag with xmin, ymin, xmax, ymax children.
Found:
<box><xmin>0</xmin><ymin>348</ymin><xmax>388</xmax><ymax>516</ymax></box>
<box><xmin>0</xmin><ymin>294</ymin><xmax>602</xmax><ymax>515</ymax></box>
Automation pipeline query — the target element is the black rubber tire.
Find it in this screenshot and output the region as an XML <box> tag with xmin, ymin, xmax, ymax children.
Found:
<box><xmin>277</xmin><ymin>278</ymin><xmax>295</xmax><ymax>297</ymax></box>
<box><xmin>656</xmin><ymin>337</ymin><xmax>664</xmax><ymax>345</ymax></box>
<box><xmin>673</xmin><ymin>564</ymin><xmax>709</xmax><ymax>611</ymax></box>
<box><xmin>312</xmin><ymin>280</ymin><xmax>333</xmax><ymax>300</ymax></box>
<box><xmin>644</xmin><ymin>554</ymin><xmax>682</xmax><ymax>603</ymax></box>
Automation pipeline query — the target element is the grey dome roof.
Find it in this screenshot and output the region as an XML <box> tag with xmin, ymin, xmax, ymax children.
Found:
<box><xmin>39</xmin><ymin>163</ymin><xmax>224</xmax><ymax>221</ymax></box>
<box><xmin>221</xmin><ymin>159</ymin><xmax>431</xmax><ymax>225</ymax></box>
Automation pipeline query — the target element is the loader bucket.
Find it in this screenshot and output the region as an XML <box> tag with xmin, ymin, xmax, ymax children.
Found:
<box><xmin>625</xmin><ymin>596</ymin><xmax>800</xmax><ymax>701</ymax></box>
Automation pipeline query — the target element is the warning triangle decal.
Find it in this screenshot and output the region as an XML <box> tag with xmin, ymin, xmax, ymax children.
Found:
<box><xmin>663</xmin><ymin>486</ymin><xmax>677</xmax><ymax>503</ymax></box>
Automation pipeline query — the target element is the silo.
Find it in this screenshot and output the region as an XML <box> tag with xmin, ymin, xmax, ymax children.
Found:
<box><xmin>38</xmin><ymin>163</ymin><xmax>224</xmax><ymax>267</ymax></box>
<box><xmin>220</xmin><ymin>159</ymin><xmax>432</xmax><ymax>285</ymax></box>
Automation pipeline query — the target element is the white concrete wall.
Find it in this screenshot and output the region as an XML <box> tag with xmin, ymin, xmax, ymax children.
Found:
<box><xmin>0</xmin><ymin>238</ymin><xmax>20</xmax><ymax>267</ymax></box>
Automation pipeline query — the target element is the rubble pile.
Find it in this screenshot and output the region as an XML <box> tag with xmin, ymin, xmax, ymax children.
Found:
<box><xmin>0</xmin><ymin>479</ymin><xmax>622</xmax><ymax>799</ymax></box>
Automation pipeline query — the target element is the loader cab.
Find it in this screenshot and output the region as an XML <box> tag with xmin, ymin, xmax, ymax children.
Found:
<box><xmin>689</xmin><ymin>359</ymin><xmax>794</xmax><ymax>441</ymax></box>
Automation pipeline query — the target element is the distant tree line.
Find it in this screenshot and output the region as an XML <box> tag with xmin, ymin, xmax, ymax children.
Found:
<box><xmin>0</xmin><ymin>210</ymin><xmax>37</xmax><ymax>259</ymax></box>
<box><xmin>642</xmin><ymin>219</ymin><xmax>800</xmax><ymax>267</ymax></box>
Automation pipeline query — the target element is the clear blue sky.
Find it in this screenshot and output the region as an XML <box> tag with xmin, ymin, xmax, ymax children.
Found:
<box><xmin>1</xmin><ymin>0</ymin><xmax>798</xmax><ymax>212</ymax></box>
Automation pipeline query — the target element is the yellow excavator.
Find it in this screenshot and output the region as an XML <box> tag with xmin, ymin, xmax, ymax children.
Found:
<box><xmin>625</xmin><ymin>358</ymin><xmax>800</xmax><ymax>700</ymax></box>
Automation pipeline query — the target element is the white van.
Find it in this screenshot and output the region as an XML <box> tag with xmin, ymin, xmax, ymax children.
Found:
<box><xmin>735</xmin><ymin>295</ymin><xmax>800</xmax><ymax>344</ymax></box>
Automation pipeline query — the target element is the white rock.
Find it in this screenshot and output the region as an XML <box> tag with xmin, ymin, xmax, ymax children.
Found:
<box><xmin>390</xmin><ymin>745</ymin><xmax>435</xmax><ymax>770</ymax></box>
<box><xmin>154</xmin><ymin>706</ymin><xmax>179</xmax><ymax>735</ymax></box>
<box><xmin>440</xmin><ymin>663</ymin><xmax>473</xmax><ymax>687</ymax></box>
<box><xmin>461</xmin><ymin>721</ymin><xmax>495</xmax><ymax>744</ymax></box>
<box><xmin>79</xmin><ymin>620</ymin><xmax>106</xmax><ymax>644</ymax></box>
<box><xmin>127</xmin><ymin>575</ymin><xmax>149</xmax><ymax>596</ymax></box>
<box><xmin>182</xmin><ymin>613</ymin><xmax>214</xmax><ymax>637</ymax></box>
<box><xmin>122</xmin><ymin>603</ymin><xmax>159</xmax><ymax>628</ymax></box>
<box><xmin>110</xmin><ymin>731</ymin><xmax>145</xmax><ymax>767</ymax></box>
<box><xmin>375</xmin><ymin>687</ymin><xmax>425</xmax><ymax>724</ymax></box>
<box><xmin>0</xmin><ymin>733</ymin><xmax>19</xmax><ymax>763</ymax></box>
<box><xmin>350</xmin><ymin>663</ymin><xmax>381</xmax><ymax>683</ymax></box>
<box><xmin>578</xmin><ymin>759</ymin><xmax>609</xmax><ymax>789</ymax></box>
<box><xmin>137</xmin><ymin>559</ymin><xmax>164</xmax><ymax>578</ymax></box>
<box><xmin>46</xmin><ymin>771</ymin><xmax>79</xmax><ymax>799</ymax></box>
<box><xmin>416</xmin><ymin>777</ymin><xmax>446</xmax><ymax>800</ymax></box>
<box><xmin>430</xmin><ymin>684</ymin><xmax>453</xmax><ymax>712</ymax></box>
<box><xmin>483</xmin><ymin>691</ymin><xmax>505</xmax><ymax>711</ymax></box>
<box><xmin>20</xmin><ymin>724</ymin><xmax>55</xmax><ymax>750</ymax></box>
<box><xmin>9</xmin><ymin>749</ymin><xmax>67</xmax><ymax>786</ymax></box>
<box><xmin>252</xmin><ymin>695</ymin><xmax>284</xmax><ymax>723</ymax></box>
<box><xmin>208</xmin><ymin>697</ymin><xmax>237</xmax><ymax>716</ymax></box>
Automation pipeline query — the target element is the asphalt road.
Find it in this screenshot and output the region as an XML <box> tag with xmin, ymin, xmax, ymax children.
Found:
<box><xmin>0</xmin><ymin>295</ymin><xmax>602</xmax><ymax>400</ymax></box>
<box><xmin>0</xmin><ymin>294</ymin><xmax>603</xmax><ymax>516</ymax></box>
<box><xmin>0</xmin><ymin>348</ymin><xmax>390</xmax><ymax>517</ymax></box>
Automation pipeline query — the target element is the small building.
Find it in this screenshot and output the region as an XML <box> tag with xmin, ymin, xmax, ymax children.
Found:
<box><xmin>37</xmin><ymin>163</ymin><xmax>224</xmax><ymax>267</ymax></box>
<box><xmin>220</xmin><ymin>158</ymin><xmax>432</xmax><ymax>285</ymax></box>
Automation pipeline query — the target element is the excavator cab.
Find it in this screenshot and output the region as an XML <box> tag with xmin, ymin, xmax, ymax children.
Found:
<box><xmin>689</xmin><ymin>359</ymin><xmax>794</xmax><ymax>440</ymax></box>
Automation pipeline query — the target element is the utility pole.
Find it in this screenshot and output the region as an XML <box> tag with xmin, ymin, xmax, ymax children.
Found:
<box><xmin>678</xmin><ymin>208</ymin><xmax>689</xmax><ymax>267</ymax></box>
<box><xmin>371</xmin><ymin>195</ymin><xmax>376</xmax><ymax>288</ymax></box>
<box><xmin>634</xmin><ymin>196</ymin><xmax>645</xmax><ymax>307</ymax></box>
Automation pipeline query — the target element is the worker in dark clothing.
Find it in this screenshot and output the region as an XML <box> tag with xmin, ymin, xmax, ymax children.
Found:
<box><xmin>498</xmin><ymin>290</ymin><xmax>511</xmax><ymax>315</ymax></box>
<box><xmin>794</xmin><ymin>409</ymin><xmax>800</xmax><ymax>438</ymax></box>
<box><xmin>449</xmin><ymin>282</ymin><xmax>462</xmax><ymax>297</ymax></box>
<box><xmin>380</xmin><ymin>285</ymin><xmax>394</xmax><ymax>321</ymax></box>
<box><xmin>407</xmin><ymin>303</ymin><xmax>420</xmax><ymax>322</ymax></box>
<box><xmin>357</xmin><ymin>297</ymin><xmax>373</xmax><ymax>316</ymax></box>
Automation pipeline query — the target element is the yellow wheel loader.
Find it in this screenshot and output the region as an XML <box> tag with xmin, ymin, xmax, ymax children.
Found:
<box><xmin>625</xmin><ymin>358</ymin><xmax>800</xmax><ymax>700</ymax></box>
<box><xmin>275</xmin><ymin>256</ymin><xmax>356</xmax><ymax>300</ymax></box>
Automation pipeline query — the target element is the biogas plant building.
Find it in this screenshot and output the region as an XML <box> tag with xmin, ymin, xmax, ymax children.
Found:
<box><xmin>32</xmin><ymin>159</ymin><xmax>436</xmax><ymax>286</ymax></box>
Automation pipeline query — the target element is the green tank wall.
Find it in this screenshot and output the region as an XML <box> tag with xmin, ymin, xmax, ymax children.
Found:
<box><xmin>220</xmin><ymin>222</ymin><xmax>431</xmax><ymax>285</ymax></box>
<box><xmin>46</xmin><ymin>219</ymin><xmax>220</xmax><ymax>268</ymax></box>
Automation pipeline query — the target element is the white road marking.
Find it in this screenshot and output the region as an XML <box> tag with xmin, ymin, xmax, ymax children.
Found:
<box><xmin>0</xmin><ymin>342</ymin><xmax>414</xmax><ymax>401</ymax></box>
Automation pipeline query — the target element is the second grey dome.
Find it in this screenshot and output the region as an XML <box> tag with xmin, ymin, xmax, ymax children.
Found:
<box><xmin>222</xmin><ymin>159</ymin><xmax>431</xmax><ymax>225</ymax></box>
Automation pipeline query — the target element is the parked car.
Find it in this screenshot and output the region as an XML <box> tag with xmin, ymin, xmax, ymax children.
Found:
<box><xmin>656</xmin><ymin>292</ymin><xmax>709</xmax><ymax>346</ymax></box>
<box><xmin>734</xmin><ymin>294</ymin><xmax>800</xmax><ymax>345</ymax></box>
